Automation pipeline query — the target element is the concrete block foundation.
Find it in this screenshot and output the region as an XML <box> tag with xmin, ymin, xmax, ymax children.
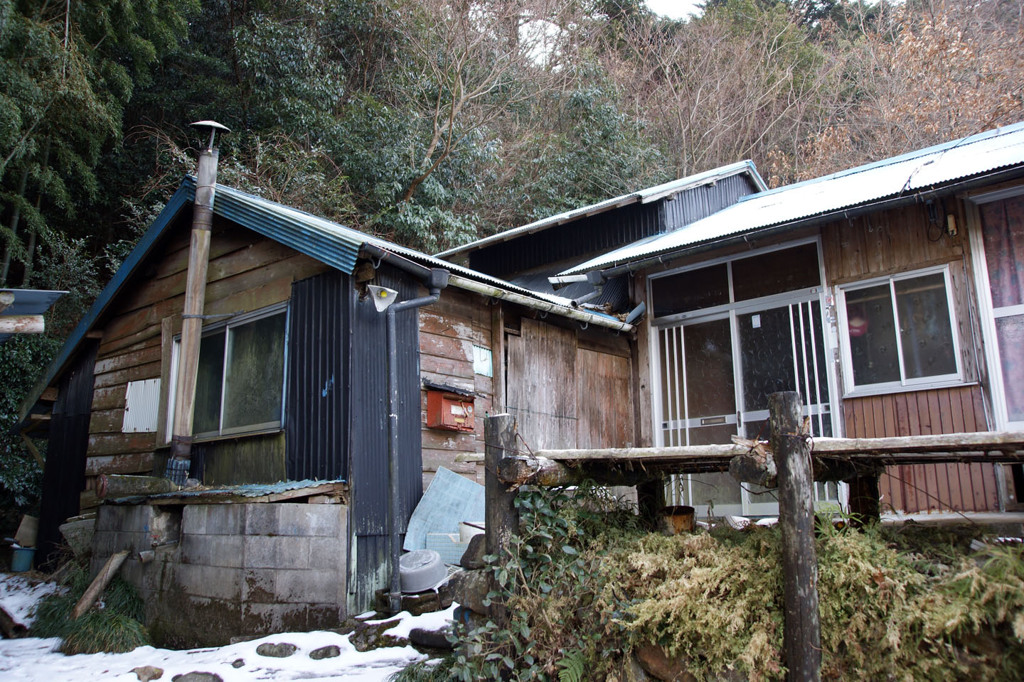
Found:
<box><xmin>91</xmin><ymin>502</ymin><xmax>348</xmax><ymax>647</ymax></box>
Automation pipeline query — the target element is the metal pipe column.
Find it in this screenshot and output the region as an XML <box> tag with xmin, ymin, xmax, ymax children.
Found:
<box><xmin>386</xmin><ymin>287</ymin><xmax>441</xmax><ymax>614</ymax></box>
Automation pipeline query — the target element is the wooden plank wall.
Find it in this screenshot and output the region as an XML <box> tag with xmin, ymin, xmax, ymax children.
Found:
<box><xmin>84</xmin><ymin>216</ymin><xmax>329</xmax><ymax>501</ymax></box>
<box><xmin>842</xmin><ymin>383</ymin><xmax>998</xmax><ymax>512</ymax></box>
<box><xmin>418</xmin><ymin>289</ymin><xmax>496</xmax><ymax>487</ymax></box>
<box><xmin>822</xmin><ymin>202</ymin><xmax>1000</xmax><ymax>513</ymax></box>
<box><xmin>506</xmin><ymin>317</ymin><xmax>635</xmax><ymax>454</ymax></box>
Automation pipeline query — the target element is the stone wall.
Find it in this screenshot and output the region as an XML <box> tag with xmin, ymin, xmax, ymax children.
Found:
<box><xmin>91</xmin><ymin>501</ymin><xmax>348</xmax><ymax>647</ymax></box>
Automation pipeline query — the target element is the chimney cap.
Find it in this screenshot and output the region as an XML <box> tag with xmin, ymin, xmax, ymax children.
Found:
<box><xmin>189</xmin><ymin>120</ymin><xmax>231</xmax><ymax>132</ymax></box>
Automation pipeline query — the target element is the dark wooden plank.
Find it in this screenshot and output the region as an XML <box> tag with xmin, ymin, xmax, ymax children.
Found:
<box><xmin>937</xmin><ymin>389</ymin><xmax>955</xmax><ymax>435</ymax></box>
<box><xmin>919</xmin><ymin>391</ymin><xmax>935</xmax><ymax>434</ymax></box>
<box><xmin>94</xmin><ymin>343</ymin><xmax>162</xmax><ymax>375</ymax></box>
<box><xmin>89</xmin><ymin>409</ymin><xmax>126</xmax><ymax>435</ymax></box>
<box><xmin>87</xmin><ymin>433</ymin><xmax>157</xmax><ymax>457</ymax></box>
<box><xmin>893</xmin><ymin>393</ymin><xmax>910</xmax><ymax>436</ymax></box>
<box><xmin>935</xmin><ymin>462</ymin><xmax>953</xmax><ymax>511</ymax></box>
<box><xmin>949</xmin><ymin>388</ymin><xmax>967</xmax><ymax>433</ymax></box>
<box><xmin>881</xmin><ymin>395</ymin><xmax>897</xmax><ymax>437</ymax></box>
<box><xmin>91</xmin><ymin>386</ymin><xmax>127</xmax><ymax>411</ymax></box>
<box><xmin>906</xmin><ymin>392</ymin><xmax>922</xmax><ymax>436</ymax></box>
<box><xmin>420</xmin><ymin>332</ymin><xmax>473</xmax><ymax>363</ymax></box>
<box><xmin>85</xmin><ymin>453</ymin><xmax>155</xmax><ymax>476</ymax></box>
<box><xmin>420</xmin><ymin>355</ymin><xmax>474</xmax><ymax>381</ymax></box>
<box><xmin>924</xmin><ymin>463</ymin><xmax>941</xmax><ymax>512</ymax></box>
<box><xmin>93</xmin><ymin>360</ymin><xmax>161</xmax><ymax>389</ymax></box>
<box><xmin>881</xmin><ymin>467</ymin><xmax>902</xmax><ymax>513</ymax></box>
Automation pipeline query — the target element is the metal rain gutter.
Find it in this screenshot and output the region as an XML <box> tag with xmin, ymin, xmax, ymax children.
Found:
<box><xmin>447</xmin><ymin>274</ymin><xmax>633</xmax><ymax>333</ymax></box>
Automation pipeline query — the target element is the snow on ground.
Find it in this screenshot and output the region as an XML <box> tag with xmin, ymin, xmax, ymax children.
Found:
<box><xmin>0</xmin><ymin>573</ymin><xmax>63</xmax><ymax>626</ymax></box>
<box><xmin>0</xmin><ymin>573</ymin><xmax>454</xmax><ymax>681</ymax></box>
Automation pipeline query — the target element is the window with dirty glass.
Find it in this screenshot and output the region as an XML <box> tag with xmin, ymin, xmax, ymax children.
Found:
<box><xmin>172</xmin><ymin>307</ymin><xmax>287</xmax><ymax>438</ymax></box>
<box><xmin>839</xmin><ymin>268</ymin><xmax>960</xmax><ymax>393</ymax></box>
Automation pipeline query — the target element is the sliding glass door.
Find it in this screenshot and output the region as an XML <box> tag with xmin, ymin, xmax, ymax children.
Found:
<box><xmin>652</xmin><ymin>241</ymin><xmax>840</xmax><ymax>517</ymax></box>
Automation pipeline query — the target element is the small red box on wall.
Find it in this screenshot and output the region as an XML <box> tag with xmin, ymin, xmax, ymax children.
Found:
<box><xmin>426</xmin><ymin>390</ymin><xmax>475</xmax><ymax>432</ymax></box>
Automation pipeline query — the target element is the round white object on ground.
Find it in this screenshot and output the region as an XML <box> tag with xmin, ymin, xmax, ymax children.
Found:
<box><xmin>399</xmin><ymin>549</ymin><xmax>446</xmax><ymax>593</ymax></box>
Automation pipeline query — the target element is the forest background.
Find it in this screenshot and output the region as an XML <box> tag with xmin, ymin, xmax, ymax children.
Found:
<box><xmin>1</xmin><ymin>0</ymin><xmax>1022</xmax><ymax>515</ymax></box>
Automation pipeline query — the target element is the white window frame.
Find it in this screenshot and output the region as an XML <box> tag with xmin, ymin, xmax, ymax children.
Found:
<box><xmin>967</xmin><ymin>186</ymin><xmax>1024</xmax><ymax>431</ymax></box>
<box><xmin>836</xmin><ymin>265</ymin><xmax>963</xmax><ymax>398</ymax></box>
<box><xmin>165</xmin><ymin>304</ymin><xmax>289</xmax><ymax>442</ymax></box>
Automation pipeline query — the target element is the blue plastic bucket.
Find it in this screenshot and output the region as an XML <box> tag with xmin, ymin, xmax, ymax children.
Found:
<box><xmin>11</xmin><ymin>547</ymin><xmax>35</xmax><ymax>572</ymax></box>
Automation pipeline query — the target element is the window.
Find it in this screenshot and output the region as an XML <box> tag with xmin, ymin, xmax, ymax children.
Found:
<box><xmin>168</xmin><ymin>307</ymin><xmax>288</xmax><ymax>439</ymax></box>
<box><xmin>838</xmin><ymin>267</ymin><xmax>961</xmax><ymax>394</ymax></box>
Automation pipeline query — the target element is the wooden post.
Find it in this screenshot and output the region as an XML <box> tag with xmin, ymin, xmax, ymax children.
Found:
<box><xmin>769</xmin><ymin>391</ymin><xmax>820</xmax><ymax>682</ymax></box>
<box><xmin>485</xmin><ymin>414</ymin><xmax>518</xmax><ymax>625</ymax></box>
<box><xmin>847</xmin><ymin>469</ymin><xmax>881</xmax><ymax>526</ymax></box>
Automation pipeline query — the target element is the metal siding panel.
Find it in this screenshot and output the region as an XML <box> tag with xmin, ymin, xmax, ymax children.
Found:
<box><xmin>37</xmin><ymin>339</ymin><xmax>99</xmax><ymax>568</ymax></box>
<box><xmin>469</xmin><ymin>202</ymin><xmax>663</xmax><ymax>279</ymax></box>
<box><xmin>122</xmin><ymin>378</ymin><xmax>161</xmax><ymax>432</ymax></box>
<box><xmin>286</xmin><ymin>271</ymin><xmax>351</xmax><ymax>481</ymax></box>
<box><xmin>348</xmin><ymin>265</ymin><xmax>423</xmax><ymax>609</ymax></box>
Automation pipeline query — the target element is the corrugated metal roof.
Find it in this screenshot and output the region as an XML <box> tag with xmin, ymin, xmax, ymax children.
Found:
<box><xmin>563</xmin><ymin>122</ymin><xmax>1024</xmax><ymax>275</ymax></box>
<box><xmin>192</xmin><ymin>178</ymin><xmax>615</xmax><ymax>310</ymax></box>
<box><xmin>435</xmin><ymin>160</ymin><xmax>766</xmax><ymax>259</ymax></box>
<box><xmin>0</xmin><ymin>289</ymin><xmax>66</xmax><ymax>343</ymax></box>
<box><xmin>25</xmin><ymin>177</ymin><xmax>631</xmax><ymax>412</ymax></box>
<box><xmin>109</xmin><ymin>478</ymin><xmax>346</xmax><ymax>504</ymax></box>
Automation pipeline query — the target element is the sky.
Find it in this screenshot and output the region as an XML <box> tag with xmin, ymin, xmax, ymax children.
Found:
<box><xmin>646</xmin><ymin>0</ymin><xmax>704</xmax><ymax>20</ymax></box>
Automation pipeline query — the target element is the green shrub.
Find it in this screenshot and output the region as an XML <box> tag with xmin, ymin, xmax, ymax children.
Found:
<box><xmin>448</xmin><ymin>486</ymin><xmax>1024</xmax><ymax>682</ymax></box>
<box><xmin>31</xmin><ymin>564</ymin><xmax>150</xmax><ymax>654</ymax></box>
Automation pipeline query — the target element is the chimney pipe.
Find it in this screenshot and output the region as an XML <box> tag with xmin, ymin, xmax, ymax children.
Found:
<box><xmin>168</xmin><ymin>121</ymin><xmax>229</xmax><ymax>483</ymax></box>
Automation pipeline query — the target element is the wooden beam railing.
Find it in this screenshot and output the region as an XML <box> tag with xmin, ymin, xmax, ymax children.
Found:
<box><xmin>485</xmin><ymin>411</ymin><xmax>1024</xmax><ymax>681</ymax></box>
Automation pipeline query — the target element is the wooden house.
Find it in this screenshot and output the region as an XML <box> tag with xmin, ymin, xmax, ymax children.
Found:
<box><xmin>17</xmin><ymin>178</ymin><xmax>636</xmax><ymax>644</ymax></box>
<box><xmin>444</xmin><ymin>123</ymin><xmax>1024</xmax><ymax>518</ymax></box>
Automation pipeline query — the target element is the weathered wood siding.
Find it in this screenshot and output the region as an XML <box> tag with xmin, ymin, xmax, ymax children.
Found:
<box><xmin>822</xmin><ymin>202</ymin><xmax>999</xmax><ymax>512</ymax></box>
<box><xmin>506</xmin><ymin>317</ymin><xmax>635</xmax><ymax>453</ymax></box>
<box><xmin>418</xmin><ymin>288</ymin><xmax>496</xmax><ymax>486</ymax></box>
<box><xmin>85</xmin><ymin>215</ymin><xmax>330</xmax><ymax>496</ymax></box>
<box><xmin>842</xmin><ymin>386</ymin><xmax>999</xmax><ymax>512</ymax></box>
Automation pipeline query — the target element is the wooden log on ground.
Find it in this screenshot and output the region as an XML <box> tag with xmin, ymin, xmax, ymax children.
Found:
<box><xmin>770</xmin><ymin>392</ymin><xmax>820</xmax><ymax>682</ymax></box>
<box><xmin>72</xmin><ymin>550</ymin><xmax>130</xmax><ymax>619</ymax></box>
<box><xmin>485</xmin><ymin>414</ymin><xmax>518</xmax><ymax>627</ymax></box>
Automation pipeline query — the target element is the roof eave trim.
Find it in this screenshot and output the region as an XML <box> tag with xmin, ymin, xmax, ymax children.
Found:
<box><xmin>448</xmin><ymin>274</ymin><xmax>633</xmax><ymax>333</ymax></box>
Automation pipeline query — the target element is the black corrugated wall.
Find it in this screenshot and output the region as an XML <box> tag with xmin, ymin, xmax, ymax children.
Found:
<box><xmin>36</xmin><ymin>339</ymin><xmax>98</xmax><ymax>569</ymax></box>
<box><xmin>286</xmin><ymin>271</ymin><xmax>352</xmax><ymax>481</ymax></box>
<box><xmin>347</xmin><ymin>264</ymin><xmax>423</xmax><ymax>611</ymax></box>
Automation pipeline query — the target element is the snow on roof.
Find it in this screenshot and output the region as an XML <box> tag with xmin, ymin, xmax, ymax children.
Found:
<box><xmin>562</xmin><ymin>122</ymin><xmax>1024</xmax><ymax>275</ymax></box>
